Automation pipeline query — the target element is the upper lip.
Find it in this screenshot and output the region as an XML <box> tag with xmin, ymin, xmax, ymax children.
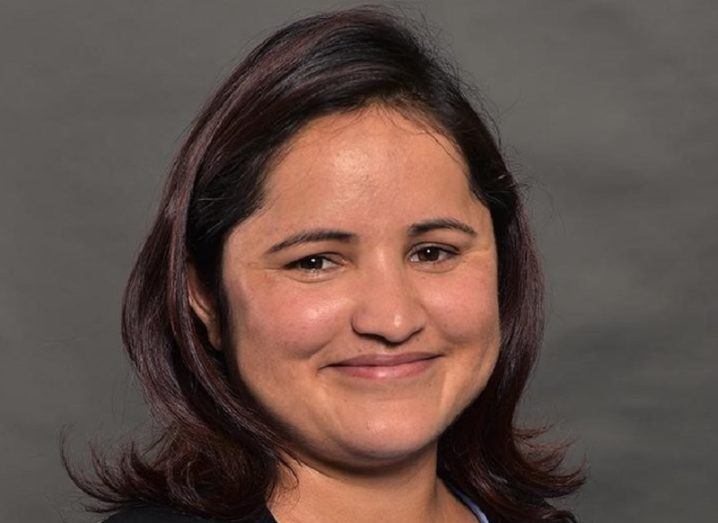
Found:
<box><xmin>329</xmin><ymin>352</ymin><xmax>441</xmax><ymax>367</ymax></box>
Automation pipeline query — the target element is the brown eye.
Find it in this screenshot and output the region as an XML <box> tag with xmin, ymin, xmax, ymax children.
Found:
<box><xmin>298</xmin><ymin>256</ymin><xmax>326</xmax><ymax>270</ymax></box>
<box><xmin>416</xmin><ymin>247</ymin><xmax>441</xmax><ymax>262</ymax></box>
<box><xmin>410</xmin><ymin>246</ymin><xmax>457</xmax><ymax>263</ymax></box>
<box><xmin>288</xmin><ymin>255</ymin><xmax>338</xmax><ymax>272</ymax></box>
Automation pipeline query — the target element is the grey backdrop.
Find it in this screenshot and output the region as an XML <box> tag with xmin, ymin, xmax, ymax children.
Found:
<box><xmin>1</xmin><ymin>1</ymin><xmax>715</xmax><ymax>522</ymax></box>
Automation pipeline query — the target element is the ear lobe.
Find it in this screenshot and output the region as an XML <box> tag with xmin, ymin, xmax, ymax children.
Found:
<box><xmin>187</xmin><ymin>263</ymin><xmax>222</xmax><ymax>351</ymax></box>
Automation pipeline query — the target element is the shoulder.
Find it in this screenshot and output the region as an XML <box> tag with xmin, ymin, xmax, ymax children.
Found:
<box><xmin>102</xmin><ymin>504</ymin><xmax>276</xmax><ymax>523</ymax></box>
<box><xmin>102</xmin><ymin>506</ymin><xmax>219</xmax><ymax>523</ymax></box>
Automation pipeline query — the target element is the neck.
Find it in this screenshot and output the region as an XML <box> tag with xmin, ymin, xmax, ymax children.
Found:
<box><xmin>267</xmin><ymin>444</ymin><xmax>475</xmax><ymax>523</ymax></box>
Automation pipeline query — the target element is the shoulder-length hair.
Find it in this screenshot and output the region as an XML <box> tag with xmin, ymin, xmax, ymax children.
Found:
<box><xmin>64</xmin><ymin>6</ymin><xmax>584</xmax><ymax>522</ymax></box>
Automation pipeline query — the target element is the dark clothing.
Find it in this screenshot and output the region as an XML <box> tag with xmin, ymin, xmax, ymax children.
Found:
<box><xmin>104</xmin><ymin>505</ymin><xmax>277</xmax><ymax>523</ymax></box>
<box><xmin>103</xmin><ymin>480</ymin><xmax>488</xmax><ymax>522</ymax></box>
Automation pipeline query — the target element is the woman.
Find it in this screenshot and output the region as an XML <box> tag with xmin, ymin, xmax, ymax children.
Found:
<box><xmin>65</xmin><ymin>7</ymin><xmax>584</xmax><ymax>522</ymax></box>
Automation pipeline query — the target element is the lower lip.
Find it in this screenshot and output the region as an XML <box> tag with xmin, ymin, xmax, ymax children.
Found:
<box><xmin>328</xmin><ymin>357</ymin><xmax>439</xmax><ymax>379</ymax></box>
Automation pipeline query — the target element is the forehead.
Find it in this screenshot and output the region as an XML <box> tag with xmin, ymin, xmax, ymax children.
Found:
<box><xmin>257</xmin><ymin>105</ymin><xmax>477</xmax><ymax>217</ymax></box>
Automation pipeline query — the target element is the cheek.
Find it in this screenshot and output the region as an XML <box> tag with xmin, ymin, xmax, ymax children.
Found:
<box><xmin>230</xmin><ymin>277</ymin><xmax>348</xmax><ymax>365</ymax></box>
<box><xmin>420</xmin><ymin>261</ymin><xmax>501</xmax><ymax>410</ymax></box>
<box><xmin>422</xmin><ymin>263</ymin><xmax>500</xmax><ymax>348</ymax></box>
<box><xmin>223</xmin><ymin>277</ymin><xmax>350</xmax><ymax>419</ymax></box>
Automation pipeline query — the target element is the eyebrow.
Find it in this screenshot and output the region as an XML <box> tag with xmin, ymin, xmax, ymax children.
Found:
<box><xmin>264</xmin><ymin>217</ymin><xmax>477</xmax><ymax>255</ymax></box>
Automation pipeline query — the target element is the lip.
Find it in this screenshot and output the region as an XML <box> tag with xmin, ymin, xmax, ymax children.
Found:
<box><xmin>330</xmin><ymin>351</ymin><xmax>441</xmax><ymax>367</ymax></box>
<box><xmin>326</xmin><ymin>352</ymin><xmax>441</xmax><ymax>379</ymax></box>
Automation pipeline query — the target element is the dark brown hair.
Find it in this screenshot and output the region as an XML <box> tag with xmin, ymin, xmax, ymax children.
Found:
<box><xmin>64</xmin><ymin>6</ymin><xmax>584</xmax><ymax>522</ymax></box>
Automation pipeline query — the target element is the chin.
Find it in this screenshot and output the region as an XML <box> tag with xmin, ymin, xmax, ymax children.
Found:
<box><xmin>335</xmin><ymin>419</ymin><xmax>443</xmax><ymax>463</ymax></box>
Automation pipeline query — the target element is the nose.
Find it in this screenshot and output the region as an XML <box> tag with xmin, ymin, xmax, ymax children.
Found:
<box><xmin>350</xmin><ymin>257</ymin><xmax>426</xmax><ymax>345</ymax></box>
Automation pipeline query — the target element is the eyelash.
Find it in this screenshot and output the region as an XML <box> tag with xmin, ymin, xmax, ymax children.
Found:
<box><xmin>286</xmin><ymin>245</ymin><xmax>458</xmax><ymax>273</ymax></box>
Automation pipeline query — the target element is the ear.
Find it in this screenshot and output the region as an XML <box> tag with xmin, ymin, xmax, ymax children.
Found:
<box><xmin>187</xmin><ymin>263</ymin><xmax>222</xmax><ymax>351</ymax></box>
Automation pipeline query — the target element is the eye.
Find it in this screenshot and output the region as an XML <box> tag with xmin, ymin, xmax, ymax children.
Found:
<box><xmin>409</xmin><ymin>245</ymin><xmax>457</xmax><ymax>264</ymax></box>
<box><xmin>286</xmin><ymin>254</ymin><xmax>339</xmax><ymax>273</ymax></box>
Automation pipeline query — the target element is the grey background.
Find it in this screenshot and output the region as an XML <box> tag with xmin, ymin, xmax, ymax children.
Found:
<box><xmin>1</xmin><ymin>1</ymin><xmax>715</xmax><ymax>521</ymax></box>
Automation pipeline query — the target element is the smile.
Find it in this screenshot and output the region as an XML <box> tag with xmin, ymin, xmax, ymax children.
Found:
<box><xmin>327</xmin><ymin>356</ymin><xmax>441</xmax><ymax>379</ymax></box>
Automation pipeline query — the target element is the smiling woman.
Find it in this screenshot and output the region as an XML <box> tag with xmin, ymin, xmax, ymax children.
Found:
<box><xmin>190</xmin><ymin>107</ymin><xmax>503</xmax><ymax>516</ymax></box>
<box><xmin>64</xmin><ymin>6</ymin><xmax>584</xmax><ymax>523</ymax></box>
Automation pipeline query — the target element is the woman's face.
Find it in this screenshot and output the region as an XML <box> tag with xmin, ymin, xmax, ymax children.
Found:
<box><xmin>191</xmin><ymin>105</ymin><xmax>500</xmax><ymax>470</ymax></box>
